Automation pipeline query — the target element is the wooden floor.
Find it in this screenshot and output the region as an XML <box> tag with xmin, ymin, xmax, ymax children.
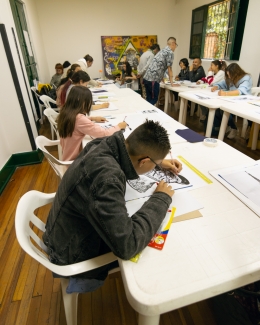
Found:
<box><xmin>1</xmin><ymin>104</ymin><xmax>259</xmax><ymax>325</ymax></box>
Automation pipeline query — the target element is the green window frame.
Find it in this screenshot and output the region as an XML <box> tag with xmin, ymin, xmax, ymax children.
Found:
<box><xmin>189</xmin><ymin>0</ymin><xmax>249</xmax><ymax>60</ymax></box>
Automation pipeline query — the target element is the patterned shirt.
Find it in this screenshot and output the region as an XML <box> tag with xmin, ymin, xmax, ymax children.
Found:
<box><xmin>144</xmin><ymin>46</ymin><xmax>174</xmax><ymax>83</ymax></box>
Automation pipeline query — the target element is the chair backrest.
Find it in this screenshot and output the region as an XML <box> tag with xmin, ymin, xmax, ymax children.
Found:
<box><xmin>40</xmin><ymin>95</ymin><xmax>57</xmax><ymax>109</ymax></box>
<box><xmin>252</xmin><ymin>87</ymin><xmax>260</xmax><ymax>96</ymax></box>
<box><xmin>31</xmin><ymin>86</ymin><xmax>41</xmax><ymax>99</ymax></box>
<box><xmin>43</xmin><ymin>108</ymin><xmax>59</xmax><ymax>135</ymax></box>
<box><xmin>15</xmin><ymin>190</ymin><xmax>117</xmax><ymax>277</ymax></box>
<box><xmin>35</xmin><ymin>135</ymin><xmax>73</xmax><ymax>179</ymax></box>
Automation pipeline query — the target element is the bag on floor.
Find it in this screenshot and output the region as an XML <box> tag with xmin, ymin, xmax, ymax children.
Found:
<box><xmin>212</xmin><ymin>281</ymin><xmax>260</xmax><ymax>325</ymax></box>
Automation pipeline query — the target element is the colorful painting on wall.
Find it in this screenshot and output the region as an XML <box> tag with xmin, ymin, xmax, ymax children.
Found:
<box><xmin>101</xmin><ymin>35</ymin><xmax>157</xmax><ymax>79</ymax></box>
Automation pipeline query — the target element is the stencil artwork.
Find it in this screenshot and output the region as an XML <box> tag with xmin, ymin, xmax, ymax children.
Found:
<box><xmin>145</xmin><ymin>167</ymin><xmax>190</xmax><ymax>185</ymax></box>
<box><xmin>127</xmin><ymin>178</ymin><xmax>156</xmax><ymax>193</ymax></box>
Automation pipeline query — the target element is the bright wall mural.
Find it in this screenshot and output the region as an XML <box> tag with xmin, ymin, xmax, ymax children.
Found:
<box><xmin>101</xmin><ymin>35</ymin><xmax>157</xmax><ymax>79</ymax></box>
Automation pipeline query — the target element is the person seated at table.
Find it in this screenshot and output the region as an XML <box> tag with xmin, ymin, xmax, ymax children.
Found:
<box><xmin>115</xmin><ymin>61</ymin><xmax>137</xmax><ymax>88</ymax></box>
<box><xmin>43</xmin><ymin>118</ymin><xmax>182</xmax><ymax>293</ymax></box>
<box><xmin>50</xmin><ymin>63</ymin><xmax>63</xmax><ymax>88</ymax></box>
<box><xmin>57</xmin><ymin>85</ymin><xmax>127</xmax><ymax>160</ymax></box>
<box><xmin>56</xmin><ymin>64</ymin><xmax>81</xmax><ymax>108</ymax></box>
<box><xmin>210</xmin><ymin>63</ymin><xmax>252</xmax><ymax>139</ymax></box>
<box><xmin>60</xmin><ymin>70</ymin><xmax>109</xmax><ymax>110</ymax></box>
<box><xmin>197</xmin><ymin>60</ymin><xmax>226</xmax><ymax>121</ymax></box>
<box><xmin>188</xmin><ymin>58</ymin><xmax>206</xmax><ymax>82</ymax></box>
<box><xmin>62</xmin><ymin>60</ymin><xmax>71</xmax><ymax>78</ymax></box>
<box><xmin>171</xmin><ymin>58</ymin><xmax>190</xmax><ymax>103</ymax></box>
<box><xmin>175</xmin><ymin>58</ymin><xmax>189</xmax><ymax>81</ymax></box>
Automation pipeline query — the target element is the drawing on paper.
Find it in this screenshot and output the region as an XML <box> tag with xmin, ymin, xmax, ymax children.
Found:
<box><xmin>145</xmin><ymin>167</ymin><xmax>190</xmax><ymax>185</ymax></box>
<box><xmin>127</xmin><ymin>178</ymin><xmax>155</xmax><ymax>193</ymax></box>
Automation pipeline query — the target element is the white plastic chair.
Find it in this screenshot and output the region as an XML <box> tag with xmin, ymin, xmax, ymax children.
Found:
<box><xmin>40</xmin><ymin>95</ymin><xmax>58</xmax><ymax>111</ymax></box>
<box><xmin>43</xmin><ymin>108</ymin><xmax>59</xmax><ymax>140</ymax></box>
<box><xmin>35</xmin><ymin>135</ymin><xmax>72</xmax><ymax>178</ymax></box>
<box><xmin>241</xmin><ymin>87</ymin><xmax>260</xmax><ymax>138</ymax></box>
<box><xmin>15</xmin><ymin>190</ymin><xmax>118</xmax><ymax>325</ymax></box>
<box><xmin>31</xmin><ymin>87</ymin><xmax>45</xmax><ymax>124</ymax></box>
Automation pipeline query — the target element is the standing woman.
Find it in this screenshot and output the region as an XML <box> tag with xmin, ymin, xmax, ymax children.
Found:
<box><xmin>211</xmin><ymin>63</ymin><xmax>252</xmax><ymax>139</ymax></box>
<box><xmin>57</xmin><ymin>86</ymin><xmax>126</xmax><ymax>161</ymax></box>
<box><xmin>116</xmin><ymin>62</ymin><xmax>137</xmax><ymax>88</ymax></box>
<box><xmin>75</xmin><ymin>54</ymin><xmax>102</xmax><ymax>87</ymax></box>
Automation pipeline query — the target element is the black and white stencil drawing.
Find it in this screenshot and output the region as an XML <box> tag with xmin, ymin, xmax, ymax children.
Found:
<box><xmin>127</xmin><ymin>178</ymin><xmax>156</xmax><ymax>193</ymax></box>
<box><xmin>142</xmin><ymin>109</ymin><xmax>158</xmax><ymax>114</ymax></box>
<box><xmin>145</xmin><ymin>167</ymin><xmax>190</xmax><ymax>185</ymax></box>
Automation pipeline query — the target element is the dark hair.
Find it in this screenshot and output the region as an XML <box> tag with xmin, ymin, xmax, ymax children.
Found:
<box><xmin>55</xmin><ymin>63</ymin><xmax>63</xmax><ymax>71</ymax></box>
<box><xmin>211</xmin><ymin>60</ymin><xmax>227</xmax><ymax>71</ymax></box>
<box><xmin>58</xmin><ymin>64</ymin><xmax>81</xmax><ymax>88</ymax></box>
<box><xmin>125</xmin><ymin>119</ymin><xmax>171</xmax><ymax>160</ymax></box>
<box><xmin>60</xmin><ymin>71</ymin><xmax>90</xmax><ymax>106</ymax></box>
<box><xmin>71</xmin><ymin>71</ymin><xmax>90</xmax><ymax>84</ymax></box>
<box><xmin>193</xmin><ymin>57</ymin><xmax>202</xmax><ymax>63</ymax></box>
<box><xmin>225</xmin><ymin>63</ymin><xmax>249</xmax><ymax>88</ymax></box>
<box><xmin>84</xmin><ymin>54</ymin><xmax>93</xmax><ymax>62</ymax></box>
<box><xmin>179</xmin><ymin>58</ymin><xmax>189</xmax><ymax>68</ymax></box>
<box><xmin>122</xmin><ymin>61</ymin><xmax>132</xmax><ymax>76</ymax></box>
<box><xmin>57</xmin><ymin>86</ymin><xmax>93</xmax><ymax>138</ymax></box>
<box><xmin>63</xmin><ymin>61</ymin><xmax>71</xmax><ymax>68</ymax></box>
<box><xmin>167</xmin><ymin>37</ymin><xmax>176</xmax><ymax>42</ymax></box>
<box><xmin>150</xmin><ymin>44</ymin><xmax>160</xmax><ymax>51</ymax></box>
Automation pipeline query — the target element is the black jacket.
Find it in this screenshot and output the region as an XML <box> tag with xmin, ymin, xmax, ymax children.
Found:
<box><xmin>43</xmin><ymin>131</ymin><xmax>172</xmax><ymax>279</ymax></box>
<box><xmin>189</xmin><ymin>66</ymin><xmax>206</xmax><ymax>82</ymax></box>
<box><xmin>178</xmin><ymin>68</ymin><xmax>190</xmax><ymax>81</ymax></box>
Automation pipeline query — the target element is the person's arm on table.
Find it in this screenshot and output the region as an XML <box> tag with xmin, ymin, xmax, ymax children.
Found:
<box><xmin>167</xmin><ymin>66</ymin><xmax>175</xmax><ymax>86</ymax></box>
<box><xmin>90</xmin><ymin>179</ymin><xmax>174</xmax><ymax>260</ymax></box>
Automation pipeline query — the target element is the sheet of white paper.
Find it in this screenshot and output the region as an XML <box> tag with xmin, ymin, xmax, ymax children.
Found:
<box><xmin>92</xmin><ymin>92</ymin><xmax>116</xmax><ymax>99</ymax></box>
<box><xmin>220</xmin><ymin>165</ymin><xmax>260</xmax><ymax>208</ymax></box>
<box><xmin>126</xmin><ymin>191</ymin><xmax>203</xmax><ymax>219</ymax></box>
<box><xmin>219</xmin><ymin>95</ymin><xmax>260</xmax><ymax>103</ymax></box>
<box><xmin>125</xmin><ymin>156</ymin><xmax>209</xmax><ymax>201</ymax></box>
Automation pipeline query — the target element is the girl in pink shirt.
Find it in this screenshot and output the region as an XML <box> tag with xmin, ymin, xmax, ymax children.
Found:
<box><xmin>57</xmin><ymin>86</ymin><xmax>126</xmax><ymax>161</ymax></box>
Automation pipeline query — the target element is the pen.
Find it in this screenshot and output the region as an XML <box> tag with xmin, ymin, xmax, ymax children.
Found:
<box><xmin>123</xmin><ymin>116</ymin><xmax>132</xmax><ymax>130</ymax></box>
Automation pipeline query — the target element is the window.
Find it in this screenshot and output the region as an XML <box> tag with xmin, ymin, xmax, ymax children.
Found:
<box><xmin>189</xmin><ymin>0</ymin><xmax>249</xmax><ymax>60</ymax></box>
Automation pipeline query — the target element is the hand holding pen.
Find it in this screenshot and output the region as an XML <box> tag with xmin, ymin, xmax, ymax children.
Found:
<box><xmin>123</xmin><ymin>116</ymin><xmax>132</xmax><ymax>130</ymax></box>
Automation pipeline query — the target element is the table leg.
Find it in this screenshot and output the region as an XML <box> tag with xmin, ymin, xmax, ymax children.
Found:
<box><xmin>218</xmin><ymin>111</ymin><xmax>230</xmax><ymax>141</ymax></box>
<box><xmin>138</xmin><ymin>314</ymin><xmax>160</xmax><ymax>325</ymax></box>
<box><xmin>205</xmin><ymin>109</ymin><xmax>216</xmax><ymax>137</ymax></box>
<box><xmin>179</xmin><ymin>98</ymin><xmax>187</xmax><ymax>124</ymax></box>
<box><xmin>164</xmin><ymin>89</ymin><xmax>169</xmax><ymax>113</ymax></box>
<box><xmin>251</xmin><ymin>123</ymin><xmax>260</xmax><ymax>150</ymax></box>
<box><xmin>190</xmin><ymin>102</ymin><xmax>195</xmax><ymax>116</ymax></box>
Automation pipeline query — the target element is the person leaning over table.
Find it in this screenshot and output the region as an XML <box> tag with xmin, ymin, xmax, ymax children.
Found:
<box><xmin>56</xmin><ymin>64</ymin><xmax>81</xmax><ymax>109</ymax></box>
<box><xmin>188</xmin><ymin>57</ymin><xmax>206</xmax><ymax>82</ymax></box>
<box><xmin>43</xmin><ymin>118</ymin><xmax>182</xmax><ymax>293</ymax></box>
<box><xmin>209</xmin><ymin>63</ymin><xmax>253</xmax><ymax>139</ymax></box>
<box><xmin>57</xmin><ymin>85</ymin><xmax>126</xmax><ymax>161</ymax></box>
<box><xmin>143</xmin><ymin>37</ymin><xmax>177</xmax><ymax>105</ymax></box>
<box><xmin>60</xmin><ymin>71</ymin><xmax>109</xmax><ymax>111</ymax></box>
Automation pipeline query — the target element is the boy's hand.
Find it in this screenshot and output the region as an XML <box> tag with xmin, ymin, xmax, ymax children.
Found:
<box><xmin>118</xmin><ymin>121</ymin><xmax>127</xmax><ymax>129</ymax></box>
<box><xmin>154</xmin><ymin>181</ymin><xmax>174</xmax><ymax>197</ymax></box>
<box><xmin>161</xmin><ymin>159</ymin><xmax>182</xmax><ymax>174</ymax></box>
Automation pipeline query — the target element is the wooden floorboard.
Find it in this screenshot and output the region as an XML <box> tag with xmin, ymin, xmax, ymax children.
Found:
<box><xmin>2</xmin><ymin>109</ymin><xmax>258</xmax><ymax>325</ymax></box>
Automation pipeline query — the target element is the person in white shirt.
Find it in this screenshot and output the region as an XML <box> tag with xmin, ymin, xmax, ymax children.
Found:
<box><xmin>198</xmin><ymin>60</ymin><xmax>227</xmax><ymax>121</ymax></box>
<box><xmin>137</xmin><ymin>44</ymin><xmax>160</xmax><ymax>99</ymax></box>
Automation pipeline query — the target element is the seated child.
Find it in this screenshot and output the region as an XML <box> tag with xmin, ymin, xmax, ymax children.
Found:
<box><xmin>43</xmin><ymin>119</ymin><xmax>182</xmax><ymax>292</ymax></box>
<box><xmin>50</xmin><ymin>63</ymin><xmax>63</xmax><ymax>88</ymax></box>
<box><xmin>57</xmin><ymin>85</ymin><xmax>126</xmax><ymax>160</ymax></box>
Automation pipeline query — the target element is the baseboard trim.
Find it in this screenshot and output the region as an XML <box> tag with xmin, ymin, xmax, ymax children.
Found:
<box><xmin>0</xmin><ymin>150</ymin><xmax>44</xmax><ymax>195</ymax></box>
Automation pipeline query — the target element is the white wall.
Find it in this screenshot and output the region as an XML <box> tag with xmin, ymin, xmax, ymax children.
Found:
<box><xmin>0</xmin><ymin>0</ymin><xmax>38</xmax><ymax>169</ymax></box>
<box><xmin>35</xmin><ymin>0</ymin><xmax>178</xmax><ymax>82</ymax></box>
<box><xmin>172</xmin><ymin>0</ymin><xmax>260</xmax><ymax>86</ymax></box>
